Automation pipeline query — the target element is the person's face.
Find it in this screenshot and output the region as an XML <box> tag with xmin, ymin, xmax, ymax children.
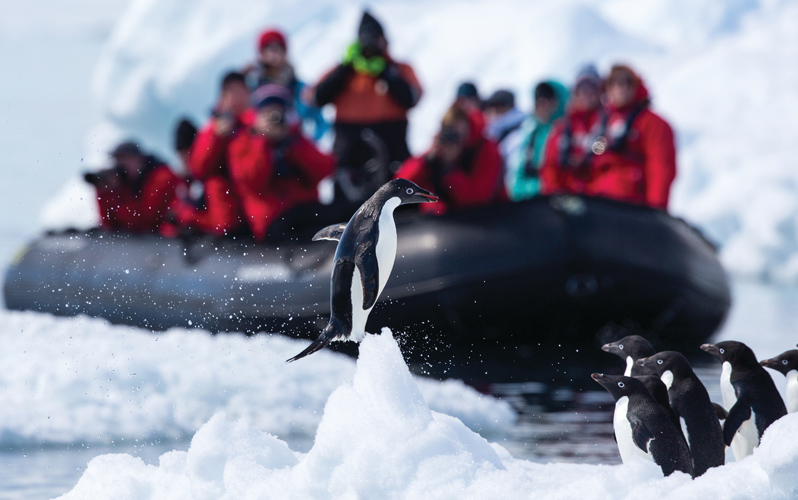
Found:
<box><xmin>607</xmin><ymin>73</ymin><xmax>636</xmax><ymax>108</ymax></box>
<box><xmin>114</xmin><ymin>153</ymin><xmax>145</xmax><ymax>177</ymax></box>
<box><xmin>359</xmin><ymin>35</ymin><xmax>387</xmax><ymax>58</ymax></box>
<box><xmin>221</xmin><ymin>82</ymin><xmax>250</xmax><ymax>116</ymax></box>
<box><xmin>572</xmin><ymin>81</ymin><xmax>601</xmax><ymax>112</ymax></box>
<box><xmin>439</xmin><ymin>119</ymin><xmax>470</xmax><ymax>163</ymax></box>
<box><xmin>534</xmin><ymin>97</ymin><xmax>558</xmax><ymax>123</ymax></box>
<box><xmin>256</xmin><ymin>103</ymin><xmax>288</xmax><ymax>140</ymax></box>
<box><xmin>259</xmin><ymin>43</ymin><xmax>287</xmax><ymax>68</ymax></box>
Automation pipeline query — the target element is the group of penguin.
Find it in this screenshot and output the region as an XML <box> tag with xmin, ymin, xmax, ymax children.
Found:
<box><xmin>595</xmin><ymin>335</ymin><xmax>798</xmax><ymax>477</ymax></box>
<box><xmin>281</xmin><ymin>178</ymin><xmax>798</xmax><ymax>479</ymax></box>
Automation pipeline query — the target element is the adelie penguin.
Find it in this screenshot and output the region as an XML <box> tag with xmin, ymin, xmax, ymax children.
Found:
<box><xmin>591</xmin><ymin>373</ymin><xmax>693</xmax><ymax>477</ymax></box>
<box><xmin>287</xmin><ymin>179</ymin><xmax>438</xmax><ymax>362</ymax></box>
<box><xmin>602</xmin><ymin>335</ymin><xmax>683</xmax><ymax>431</ymax></box>
<box><xmin>636</xmin><ymin>351</ymin><xmax>725</xmax><ymax>477</ymax></box>
<box><xmin>760</xmin><ymin>347</ymin><xmax>798</xmax><ymax>413</ymax></box>
<box><xmin>602</xmin><ymin>335</ymin><xmax>657</xmax><ymax>376</ymax></box>
<box><xmin>701</xmin><ymin>341</ymin><xmax>787</xmax><ymax>460</ymax></box>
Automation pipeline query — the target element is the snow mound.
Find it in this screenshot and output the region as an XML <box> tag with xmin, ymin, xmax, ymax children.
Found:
<box><xmin>60</xmin><ymin>330</ymin><xmax>798</xmax><ymax>499</ymax></box>
<box><xmin>0</xmin><ymin>311</ymin><xmax>514</xmax><ymax>446</ymax></box>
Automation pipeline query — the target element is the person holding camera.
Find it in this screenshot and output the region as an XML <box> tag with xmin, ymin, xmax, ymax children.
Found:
<box><xmin>311</xmin><ymin>10</ymin><xmax>422</xmax><ymax>198</ymax></box>
<box><xmin>540</xmin><ymin>65</ymin><xmax>604</xmax><ymax>197</ymax></box>
<box><xmin>171</xmin><ymin>72</ymin><xmax>252</xmax><ymax>237</ymax></box>
<box><xmin>242</xmin><ymin>28</ymin><xmax>328</xmax><ymax>142</ymax></box>
<box><xmin>589</xmin><ymin>64</ymin><xmax>676</xmax><ymax>210</ymax></box>
<box><xmin>394</xmin><ymin>105</ymin><xmax>506</xmax><ymax>216</ymax></box>
<box><xmin>86</xmin><ymin>141</ymin><xmax>180</xmax><ymax>233</ymax></box>
<box><xmin>227</xmin><ymin>84</ymin><xmax>336</xmax><ymax>240</ymax></box>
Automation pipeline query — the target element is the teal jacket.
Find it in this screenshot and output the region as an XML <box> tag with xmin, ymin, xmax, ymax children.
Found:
<box><xmin>509</xmin><ymin>80</ymin><xmax>569</xmax><ymax>201</ymax></box>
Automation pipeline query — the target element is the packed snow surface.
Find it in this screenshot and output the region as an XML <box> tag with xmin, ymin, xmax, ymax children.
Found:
<box><xmin>38</xmin><ymin>0</ymin><xmax>798</xmax><ymax>283</ymax></box>
<box><xmin>0</xmin><ymin>311</ymin><xmax>514</xmax><ymax>446</ymax></box>
<box><xmin>60</xmin><ymin>330</ymin><xmax>798</xmax><ymax>500</ymax></box>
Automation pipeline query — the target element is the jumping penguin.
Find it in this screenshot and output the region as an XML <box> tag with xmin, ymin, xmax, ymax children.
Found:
<box><xmin>591</xmin><ymin>373</ymin><xmax>693</xmax><ymax>477</ymax></box>
<box><xmin>602</xmin><ymin>335</ymin><xmax>657</xmax><ymax>376</ymax></box>
<box><xmin>636</xmin><ymin>351</ymin><xmax>725</xmax><ymax>476</ymax></box>
<box><xmin>760</xmin><ymin>347</ymin><xmax>798</xmax><ymax>413</ymax></box>
<box><xmin>287</xmin><ymin>179</ymin><xmax>438</xmax><ymax>362</ymax></box>
<box><xmin>701</xmin><ymin>341</ymin><xmax>787</xmax><ymax>460</ymax></box>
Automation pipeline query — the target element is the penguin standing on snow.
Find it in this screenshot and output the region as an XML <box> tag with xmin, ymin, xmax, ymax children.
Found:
<box><xmin>701</xmin><ymin>341</ymin><xmax>787</xmax><ymax>460</ymax></box>
<box><xmin>636</xmin><ymin>351</ymin><xmax>724</xmax><ymax>477</ymax></box>
<box><xmin>602</xmin><ymin>335</ymin><xmax>657</xmax><ymax>376</ymax></box>
<box><xmin>287</xmin><ymin>179</ymin><xmax>438</xmax><ymax>362</ymax></box>
<box><xmin>591</xmin><ymin>373</ymin><xmax>693</xmax><ymax>477</ymax></box>
<box><xmin>760</xmin><ymin>347</ymin><xmax>798</xmax><ymax>413</ymax></box>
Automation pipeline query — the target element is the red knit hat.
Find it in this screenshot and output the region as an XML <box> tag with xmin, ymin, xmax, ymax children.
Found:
<box><xmin>258</xmin><ymin>29</ymin><xmax>287</xmax><ymax>51</ymax></box>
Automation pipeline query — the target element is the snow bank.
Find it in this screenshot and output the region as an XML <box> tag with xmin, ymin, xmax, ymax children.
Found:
<box><xmin>60</xmin><ymin>330</ymin><xmax>798</xmax><ymax>499</ymax></box>
<box><xmin>44</xmin><ymin>0</ymin><xmax>798</xmax><ymax>282</ymax></box>
<box><xmin>0</xmin><ymin>311</ymin><xmax>514</xmax><ymax>446</ymax></box>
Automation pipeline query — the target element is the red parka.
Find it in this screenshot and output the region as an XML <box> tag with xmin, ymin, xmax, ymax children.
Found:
<box><xmin>167</xmin><ymin>177</ymin><xmax>244</xmax><ymax>237</ymax></box>
<box><xmin>590</xmin><ymin>80</ymin><xmax>676</xmax><ymax>209</ymax></box>
<box><xmin>96</xmin><ymin>161</ymin><xmax>180</xmax><ymax>233</ymax></box>
<box><xmin>172</xmin><ymin>111</ymin><xmax>255</xmax><ymax>236</ymax></box>
<box><xmin>540</xmin><ymin>108</ymin><xmax>604</xmax><ymax>196</ymax></box>
<box><xmin>228</xmin><ymin>126</ymin><xmax>336</xmax><ymax>240</ymax></box>
<box><xmin>541</xmin><ymin>76</ymin><xmax>676</xmax><ymax>210</ymax></box>
<box><xmin>394</xmin><ymin>112</ymin><xmax>506</xmax><ymax>215</ymax></box>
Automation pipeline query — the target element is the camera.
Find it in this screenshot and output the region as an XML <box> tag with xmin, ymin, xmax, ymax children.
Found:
<box><xmin>267</xmin><ymin>110</ymin><xmax>284</xmax><ymax>125</ymax></box>
<box><xmin>439</xmin><ymin>126</ymin><xmax>462</xmax><ymax>145</ymax></box>
<box><xmin>84</xmin><ymin>167</ymin><xmax>122</xmax><ymax>188</ymax></box>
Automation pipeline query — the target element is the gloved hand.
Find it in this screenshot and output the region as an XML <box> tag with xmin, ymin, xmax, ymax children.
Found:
<box><xmin>343</xmin><ymin>42</ymin><xmax>386</xmax><ymax>76</ymax></box>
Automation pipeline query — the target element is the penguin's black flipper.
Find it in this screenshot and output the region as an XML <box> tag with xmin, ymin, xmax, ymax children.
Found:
<box><xmin>723</xmin><ymin>397</ymin><xmax>752</xmax><ymax>446</ymax></box>
<box><xmin>286</xmin><ymin>323</ymin><xmax>338</xmax><ymax>363</ymax></box>
<box><xmin>630</xmin><ymin>417</ymin><xmax>654</xmax><ymax>453</ymax></box>
<box><xmin>355</xmin><ymin>241</ymin><xmax>379</xmax><ymax>310</ymax></box>
<box><xmin>713</xmin><ymin>402</ymin><xmax>728</xmax><ymax>420</ymax></box>
<box><xmin>313</xmin><ymin>223</ymin><xmax>348</xmax><ymax>242</ymax></box>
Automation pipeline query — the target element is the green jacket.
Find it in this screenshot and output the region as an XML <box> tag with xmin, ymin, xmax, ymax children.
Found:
<box><xmin>509</xmin><ymin>80</ymin><xmax>569</xmax><ymax>201</ymax></box>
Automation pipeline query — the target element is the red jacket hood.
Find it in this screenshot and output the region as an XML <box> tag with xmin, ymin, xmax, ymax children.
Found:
<box><xmin>608</xmin><ymin>69</ymin><xmax>650</xmax><ymax>113</ymax></box>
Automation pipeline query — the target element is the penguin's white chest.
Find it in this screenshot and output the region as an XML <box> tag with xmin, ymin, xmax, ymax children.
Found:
<box><xmin>614</xmin><ymin>396</ymin><xmax>654</xmax><ymax>464</ymax></box>
<box><xmin>374</xmin><ymin>198</ymin><xmax>400</xmax><ymax>295</ymax></box>
<box><xmin>349</xmin><ymin>198</ymin><xmax>400</xmax><ymax>340</ymax></box>
<box><xmin>624</xmin><ymin>356</ymin><xmax>634</xmax><ymax>376</ymax></box>
<box><xmin>720</xmin><ymin>361</ymin><xmax>758</xmax><ymax>460</ymax></box>
<box><xmin>786</xmin><ymin>370</ymin><xmax>798</xmax><ymax>414</ymax></box>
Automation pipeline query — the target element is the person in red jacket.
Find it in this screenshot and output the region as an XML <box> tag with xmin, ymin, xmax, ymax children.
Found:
<box><xmin>88</xmin><ymin>141</ymin><xmax>180</xmax><ymax>233</ymax></box>
<box><xmin>312</xmin><ymin>10</ymin><xmax>422</xmax><ymax>203</ymax></box>
<box><xmin>540</xmin><ymin>65</ymin><xmax>604</xmax><ymax>196</ymax></box>
<box><xmin>173</xmin><ymin>72</ymin><xmax>251</xmax><ymax>237</ymax></box>
<box><xmin>394</xmin><ymin>105</ymin><xmax>506</xmax><ymax>216</ymax></box>
<box><xmin>228</xmin><ymin>84</ymin><xmax>336</xmax><ymax>240</ymax></box>
<box><xmin>590</xmin><ymin>64</ymin><xmax>676</xmax><ymax>209</ymax></box>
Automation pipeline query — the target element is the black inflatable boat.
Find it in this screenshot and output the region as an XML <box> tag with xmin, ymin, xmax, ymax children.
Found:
<box><xmin>3</xmin><ymin>195</ymin><xmax>730</xmax><ymax>373</ymax></box>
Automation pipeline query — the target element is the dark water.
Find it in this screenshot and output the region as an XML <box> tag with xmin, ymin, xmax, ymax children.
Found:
<box><xmin>487</xmin><ymin>364</ymin><xmax>725</xmax><ymax>465</ymax></box>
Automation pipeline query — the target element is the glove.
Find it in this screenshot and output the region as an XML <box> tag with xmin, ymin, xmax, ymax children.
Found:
<box><xmin>343</xmin><ymin>42</ymin><xmax>386</xmax><ymax>76</ymax></box>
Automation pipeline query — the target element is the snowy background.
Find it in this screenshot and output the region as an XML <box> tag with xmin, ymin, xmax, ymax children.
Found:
<box><xmin>2</xmin><ymin>0</ymin><xmax>798</xmax><ymax>498</ymax></box>
<box><xmin>20</xmin><ymin>0</ymin><xmax>798</xmax><ymax>284</ymax></box>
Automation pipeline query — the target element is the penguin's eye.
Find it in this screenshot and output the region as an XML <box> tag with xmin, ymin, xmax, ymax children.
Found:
<box><xmin>617</xmin><ymin>381</ymin><xmax>625</xmax><ymax>388</ymax></box>
<box><xmin>619</xmin><ymin>344</ymin><xmax>624</xmax><ymax>350</ymax></box>
<box><xmin>719</xmin><ymin>348</ymin><xmax>725</xmax><ymax>354</ymax></box>
<box><xmin>783</xmin><ymin>360</ymin><xmax>789</xmax><ymax>365</ymax></box>
<box><xmin>657</xmin><ymin>359</ymin><xmax>663</xmax><ymax>365</ymax></box>
<box><xmin>406</xmin><ymin>188</ymin><xmax>414</xmax><ymax>194</ymax></box>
